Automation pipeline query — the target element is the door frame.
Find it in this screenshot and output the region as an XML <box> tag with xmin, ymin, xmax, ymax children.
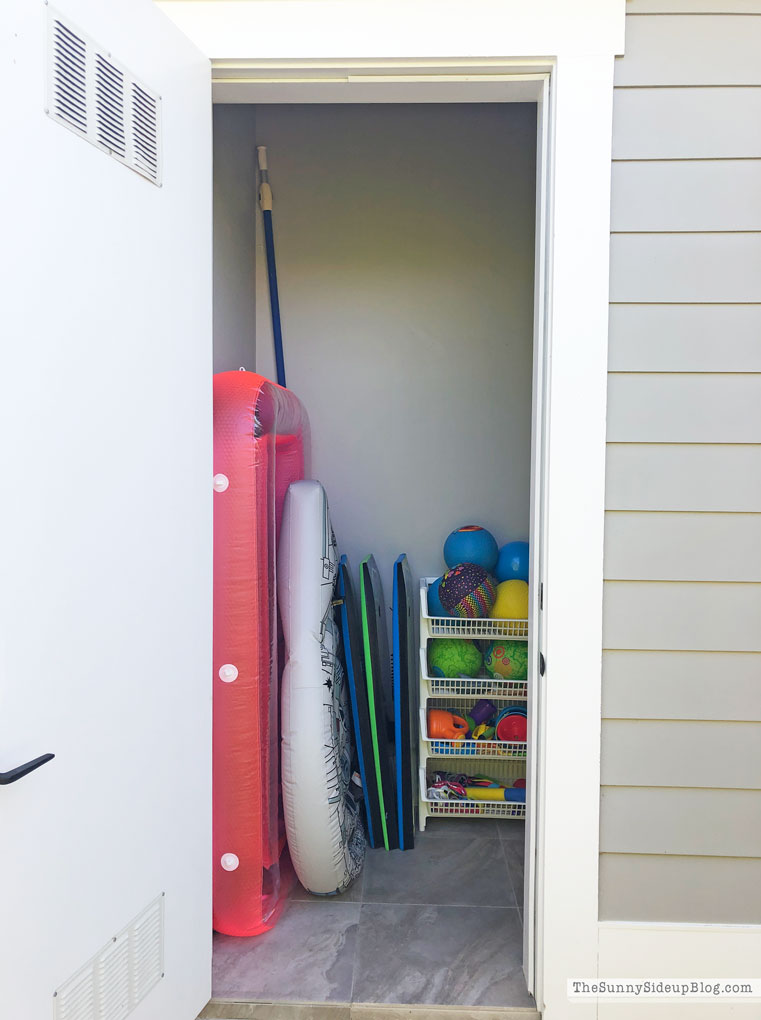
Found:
<box><xmin>201</xmin><ymin>55</ymin><xmax>613</xmax><ymax>1017</ymax></box>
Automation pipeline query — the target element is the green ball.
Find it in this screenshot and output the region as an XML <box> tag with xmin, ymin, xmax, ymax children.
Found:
<box><xmin>428</xmin><ymin>639</ymin><xmax>482</xmax><ymax>679</ymax></box>
<box><xmin>483</xmin><ymin>640</ymin><xmax>528</xmax><ymax>680</ymax></box>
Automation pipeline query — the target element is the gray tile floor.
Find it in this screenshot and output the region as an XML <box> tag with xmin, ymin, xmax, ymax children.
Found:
<box><xmin>212</xmin><ymin>819</ymin><xmax>533</xmax><ymax>1010</ymax></box>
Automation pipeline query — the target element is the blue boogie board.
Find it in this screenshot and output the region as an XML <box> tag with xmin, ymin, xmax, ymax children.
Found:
<box><xmin>360</xmin><ymin>555</ymin><xmax>399</xmax><ymax>850</ymax></box>
<box><xmin>393</xmin><ymin>554</ymin><xmax>418</xmax><ymax>850</ymax></box>
<box><xmin>337</xmin><ymin>556</ymin><xmax>383</xmax><ymax>849</ymax></box>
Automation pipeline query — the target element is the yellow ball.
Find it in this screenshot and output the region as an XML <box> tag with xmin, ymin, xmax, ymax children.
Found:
<box><xmin>490</xmin><ymin>579</ymin><xmax>529</xmax><ymax>620</ymax></box>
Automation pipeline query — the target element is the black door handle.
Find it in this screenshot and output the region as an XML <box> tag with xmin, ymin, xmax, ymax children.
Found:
<box><xmin>0</xmin><ymin>753</ymin><xmax>55</xmax><ymax>785</ymax></box>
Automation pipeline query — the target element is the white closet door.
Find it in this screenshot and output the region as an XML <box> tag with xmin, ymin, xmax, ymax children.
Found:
<box><xmin>0</xmin><ymin>2</ymin><xmax>212</xmax><ymax>1018</ymax></box>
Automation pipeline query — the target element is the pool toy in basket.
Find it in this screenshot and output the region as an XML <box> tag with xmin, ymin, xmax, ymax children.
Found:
<box><xmin>427</xmin><ymin>574</ymin><xmax>447</xmax><ymax>617</ymax></box>
<box><xmin>490</xmin><ymin>579</ymin><xmax>529</xmax><ymax>621</ymax></box>
<box><xmin>427</xmin><ymin>770</ymin><xmax>527</xmax><ymax>803</ymax></box>
<box><xmin>496</xmin><ymin>541</ymin><xmax>529</xmax><ymax>583</ymax></box>
<box><xmin>427</xmin><ymin>708</ymin><xmax>469</xmax><ymax>740</ymax></box>
<box><xmin>484</xmin><ymin>640</ymin><xmax>528</xmax><ymax>680</ymax></box>
<box><xmin>439</xmin><ymin>563</ymin><xmax>497</xmax><ymax>618</ymax></box>
<box><xmin>427</xmin><ymin>700</ymin><xmax>527</xmax><ymax>747</ymax></box>
<box><xmin>428</xmin><ymin>638</ymin><xmax>482</xmax><ymax>678</ymax></box>
<box><xmin>495</xmin><ymin>706</ymin><xmax>528</xmax><ymax>742</ymax></box>
<box><xmin>444</xmin><ymin>525</ymin><xmax>498</xmax><ymax>572</ymax></box>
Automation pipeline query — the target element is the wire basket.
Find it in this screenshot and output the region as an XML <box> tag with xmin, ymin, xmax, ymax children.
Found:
<box><xmin>421</xmin><ymin>647</ymin><xmax>528</xmax><ymax>700</ymax></box>
<box><xmin>419</xmin><ymin>768</ymin><xmax>526</xmax><ymax>820</ymax></box>
<box><xmin>420</xmin><ymin>700</ymin><xmax>527</xmax><ymax>759</ymax></box>
<box><xmin>420</xmin><ymin>577</ymin><xmax>528</xmax><ymax>640</ymax></box>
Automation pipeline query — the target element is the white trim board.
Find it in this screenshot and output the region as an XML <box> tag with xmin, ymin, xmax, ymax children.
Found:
<box><xmin>154</xmin><ymin>1</ymin><xmax>626</xmax><ymax>1011</ymax></box>
<box><xmin>201</xmin><ymin>60</ymin><xmax>615</xmax><ymax>1020</ymax></box>
<box><xmin>598</xmin><ymin>920</ymin><xmax>761</xmax><ymax>975</ymax></box>
<box><xmin>212</xmin><ymin>77</ymin><xmax>545</xmax><ymax>104</ymax></box>
<box><xmin>597</xmin><ymin>922</ymin><xmax>761</xmax><ymax>1019</ymax></box>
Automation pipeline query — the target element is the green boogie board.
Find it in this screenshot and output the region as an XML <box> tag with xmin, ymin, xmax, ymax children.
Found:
<box><xmin>360</xmin><ymin>555</ymin><xmax>399</xmax><ymax>850</ymax></box>
<box><xmin>337</xmin><ymin>556</ymin><xmax>383</xmax><ymax>849</ymax></box>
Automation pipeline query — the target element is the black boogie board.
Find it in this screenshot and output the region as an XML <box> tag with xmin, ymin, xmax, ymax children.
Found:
<box><xmin>360</xmin><ymin>555</ymin><xmax>399</xmax><ymax>850</ymax></box>
<box><xmin>337</xmin><ymin>556</ymin><xmax>383</xmax><ymax>849</ymax></box>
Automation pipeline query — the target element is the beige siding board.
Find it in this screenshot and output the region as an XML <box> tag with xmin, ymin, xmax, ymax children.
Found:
<box><xmin>601</xmin><ymin>720</ymin><xmax>761</xmax><ymax>789</ymax></box>
<box><xmin>610</xmin><ymin>233</ymin><xmax>761</xmax><ymax>304</ymax></box>
<box><xmin>616</xmin><ymin>15</ymin><xmax>761</xmax><ymax>86</ymax></box>
<box><xmin>603</xmin><ymin>580</ymin><xmax>761</xmax><ymax>651</ymax></box>
<box><xmin>600</xmin><ymin>786</ymin><xmax>761</xmax><ymax>856</ymax></box>
<box><xmin>608</xmin><ymin>304</ymin><xmax>761</xmax><ymax>372</ymax></box>
<box><xmin>606</xmin><ymin>444</ymin><xmax>761</xmax><ymax>511</ymax></box>
<box><xmin>607</xmin><ymin>374</ymin><xmax>761</xmax><ymax>443</ymax></box>
<box><xmin>602</xmin><ymin>650</ymin><xmax>761</xmax><ymax>721</ymax></box>
<box><xmin>604</xmin><ymin>512</ymin><xmax>761</xmax><ymax>582</ymax></box>
<box><xmin>612</xmin><ymin>88</ymin><xmax>761</xmax><ymax>159</ymax></box>
<box><xmin>599</xmin><ymin>853</ymin><xmax>761</xmax><ymax>923</ymax></box>
<box><xmin>626</xmin><ymin>1</ymin><xmax>761</xmax><ymax>11</ymax></box>
<box><xmin>611</xmin><ymin>160</ymin><xmax>761</xmax><ymax>231</ymax></box>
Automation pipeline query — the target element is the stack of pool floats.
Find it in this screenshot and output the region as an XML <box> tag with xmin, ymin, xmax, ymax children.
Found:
<box><xmin>424</xmin><ymin>524</ymin><xmax>529</xmax><ymax>806</ymax></box>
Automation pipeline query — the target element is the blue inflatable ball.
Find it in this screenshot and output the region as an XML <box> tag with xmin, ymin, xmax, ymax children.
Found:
<box><xmin>443</xmin><ymin>525</ymin><xmax>498</xmax><ymax>572</ymax></box>
<box><xmin>496</xmin><ymin>541</ymin><xmax>529</xmax><ymax>583</ymax></box>
<box><xmin>427</xmin><ymin>575</ymin><xmax>447</xmax><ymax>617</ymax></box>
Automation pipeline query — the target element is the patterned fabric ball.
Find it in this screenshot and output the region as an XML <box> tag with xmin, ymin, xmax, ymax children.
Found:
<box><xmin>483</xmin><ymin>640</ymin><xmax>529</xmax><ymax>680</ymax></box>
<box><xmin>439</xmin><ymin>563</ymin><xmax>497</xmax><ymax>618</ymax></box>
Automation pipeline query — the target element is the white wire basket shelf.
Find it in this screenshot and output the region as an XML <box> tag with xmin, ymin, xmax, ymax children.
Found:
<box><xmin>419</xmin><ymin>768</ymin><xmax>526</xmax><ymax>820</ymax></box>
<box><xmin>420</xmin><ymin>704</ymin><xmax>527</xmax><ymax>759</ymax></box>
<box><xmin>420</xmin><ymin>647</ymin><xmax>528</xmax><ymax>700</ymax></box>
<box><xmin>420</xmin><ymin>577</ymin><xmax>528</xmax><ymax>640</ymax></box>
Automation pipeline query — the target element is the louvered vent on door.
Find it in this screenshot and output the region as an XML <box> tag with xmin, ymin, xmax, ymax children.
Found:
<box><xmin>54</xmin><ymin>894</ymin><xmax>164</xmax><ymax>1020</ymax></box>
<box><xmin>131</xmin><ymin>84</ymin><xmax>159</xmax><ymax>183</ymax></box>
<box><xmin>95</xmin><ymin>55</ymin><xmax>126</xmax><ymax>158</ymax></box>
<box><xmin>51</xmin><ymin>20</ymin><xmax>87</xmax><ymax>134</ymax></box>
<box><xmin>46</xmin><ymin>8</ymin><xmax>162</xmax><ymax>186</ymax></box>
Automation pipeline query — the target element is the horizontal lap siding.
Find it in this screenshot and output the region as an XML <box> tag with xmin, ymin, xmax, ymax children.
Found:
<box><xmin>611</xmin><ymin>161</ymin><xmax>761</xmax><ymax>232</ymax></box>
<box><xmin>601</xmin><ymin>720</ymin><xmax>761</xmax><ymax>789</ymax></box>
<box><xmin>609</xmin><ymin>233</ymin><xmax>761</xmax><ymax>303</ymax></box>
<box><xmin>608</xmin><ymin>305</ymin><xmax>761</xmax><ymax>371</ymax></box>
<box><xmin>600</xmin><ymin>787</ymin><xmax>761</xmax><ymax>856</ymax></box>
<box><xmin>607</xmin><ymin>373</ymin><xmax>761</xmax><ymax>443</ymax></box>
<box><xmin>602</xmin><ymin>650</ymin><xmax>761</xmax><ymax>721</ymax></box>
<box><xmin>606</xmin><ymin>444</ymin><xmax>761</xmax><ymax>512</ymax></box>
<box><xmin>613</xmin><ymin>88</ymin><xmax>761</xmax><ymax>159</ymax></box>
<box><xmin>599</xmin><ymin>854</ymin><xmax>761</xmax><ymax>924</ymax></box>
<box><xmin>601</xmin><ymin>6</ymin><xmax>761</xmax><ymax>923</ymax></box>
<box><xmin>604</xmin><ymin>512</ymin><xmax>761</xmax><ymax>582</ymax></box>
<box><xmin>603</xmin><ymin>581</ymin><xmax>761</xmax><ymax>652</ymax></box>
<box><xmin>614</xmin><ymin>15</ymin><xmax>761</xmax><ymax>85</ymax></box>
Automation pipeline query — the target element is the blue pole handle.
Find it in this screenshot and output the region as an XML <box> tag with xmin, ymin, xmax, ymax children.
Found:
<box><xmin>261</xmin><ymin>209</ymin><xmax>286</xmax><ymax>388</ymax></box>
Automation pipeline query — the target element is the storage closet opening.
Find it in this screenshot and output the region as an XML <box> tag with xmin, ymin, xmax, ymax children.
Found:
<box><xmin>212</xmin><ymin>99</ymin><xmax>542</xmax><ymax>1013</ymax></box>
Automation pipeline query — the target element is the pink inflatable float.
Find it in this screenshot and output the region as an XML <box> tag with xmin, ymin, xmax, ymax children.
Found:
<box><xmin>213</xmin><ymin>371</ymin><xmax>309</xmax><ymax>936</ymax></box>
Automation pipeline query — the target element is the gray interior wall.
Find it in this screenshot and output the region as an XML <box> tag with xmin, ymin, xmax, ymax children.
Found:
<box><xmin>213</xmin><ymin>105</ymin><xmax>257</xmax><ymax>373</ymax></box>
<box><xmin>601</xmin><ymin>0</ymin><xmax>761</xmax><ymax>925</ymax></box>
<box><xmin>252</xmin><ymin>103</ymin><xmax>536</xmax><ymax>589</ymax></box>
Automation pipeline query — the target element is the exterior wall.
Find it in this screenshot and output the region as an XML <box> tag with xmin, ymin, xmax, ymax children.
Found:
<box><xmin>213</xmin><ymin>104</ymin><xmax>258</xmax><ymax>373</ymax></box>
<box><xmin>601</xmin><ymin>0</ymin><xmax>761</xmax><ymax>924</ymax></box>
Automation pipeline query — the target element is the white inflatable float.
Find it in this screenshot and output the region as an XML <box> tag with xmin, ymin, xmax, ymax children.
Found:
<box><xmin>279</xmin><ymin>480</ymin><xmax>366</xmax><ymax>894</ymax></box>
